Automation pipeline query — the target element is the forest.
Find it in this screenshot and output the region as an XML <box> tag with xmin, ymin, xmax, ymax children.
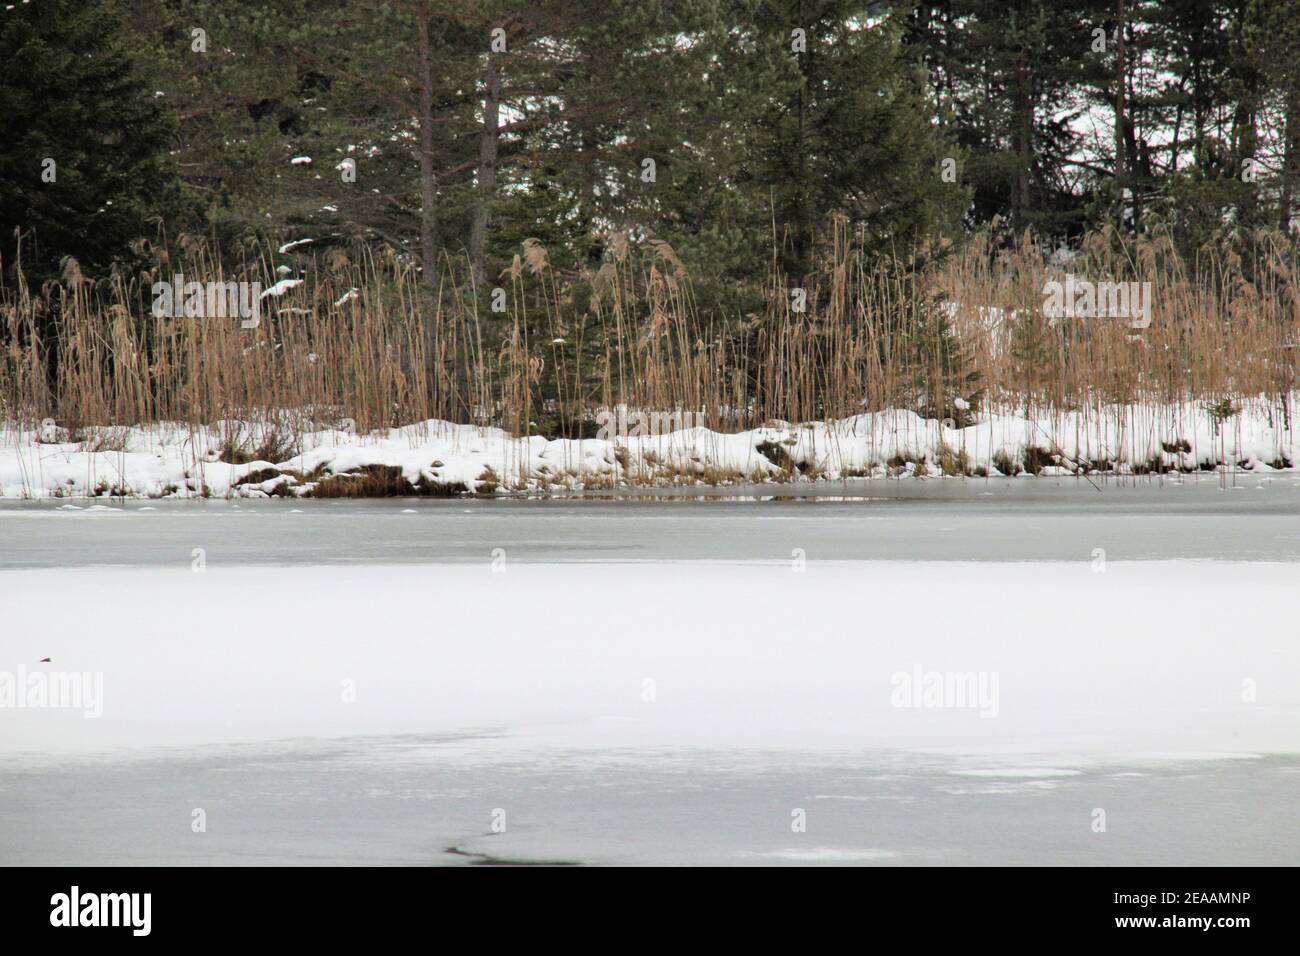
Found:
<box><xmin>1</xmin><ymin>0</ymin><xmax>1297</xmax><ymax>439</ymax></box>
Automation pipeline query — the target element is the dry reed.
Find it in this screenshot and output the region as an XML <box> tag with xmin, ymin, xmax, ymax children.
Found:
<box><xmin>1</xmin><ymin>220</ymin><xmax>1296</xmax><ymax>440</ymax></box>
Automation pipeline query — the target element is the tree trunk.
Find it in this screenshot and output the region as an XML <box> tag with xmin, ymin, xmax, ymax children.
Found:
<box><xmin>576</xmin><ymin>48</ymin><xmax>599</xmax><ymax>265</ymax></box>
<box><xmin>1011</xmin><ymin>48</ymin><xmax>1032</xmax><ymax>231</ymax></box>
<box><xmin>1231</xmin><ymin>13</ymin><xmax>1262</xmax><ymax>224</ymax></box>
<box><xmin>416</xmin><ymin>5</ymin><xmax>440</xmax><ymax>401</ymax></box>
<box><xmin>470</xmin><ymin>51</ymin><xmax>501</xmax><ymax>287</ymax></box>
<box><xmin>1282</xmin><ymin>89</ymin><xmax>1299</xmax><ymax>232</ymax></box>
<box><xmin>1114</xmin><ymin>0</ymin><xmax>1127</xmax><ymax>230</ymax></box>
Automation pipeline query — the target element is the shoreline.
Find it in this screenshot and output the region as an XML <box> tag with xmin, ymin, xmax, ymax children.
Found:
<box><xmin>2</xmin><ymin>396</ymin><xmax>1296</xmax><ymax>499</ymax></box>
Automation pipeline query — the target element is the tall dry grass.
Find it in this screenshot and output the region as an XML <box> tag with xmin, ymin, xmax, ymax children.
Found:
<box><xmin>1</xmin><ymin>219</ymin><xmax>1296</xmax><ymax>440</ymax></box>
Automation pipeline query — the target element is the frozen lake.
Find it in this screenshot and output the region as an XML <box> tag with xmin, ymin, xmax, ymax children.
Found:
<box><xmin>2</xmin><ymin>473</ymin><xmax>1299</xmax><ymax>567</ymax></box>
<box><xmin>5</xmin><ymin>741</ymin><xmax>1298</xmax><ymax>866</ymax></box>
<box><xmin>2</xmin><ymin>477</ymin><xmax>1298</xmax><ymax>865</ymax></box>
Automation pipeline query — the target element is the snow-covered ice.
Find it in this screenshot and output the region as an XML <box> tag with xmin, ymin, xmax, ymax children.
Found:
<box><xmin>2</xmin><ymin>557</ymin><xmax>1298</xmax><ymax>865</ymax></box>
<box><xmin>5</xmin><ymin>560</ymin><xmax>1297</xmax><ymax>757</ymax></box>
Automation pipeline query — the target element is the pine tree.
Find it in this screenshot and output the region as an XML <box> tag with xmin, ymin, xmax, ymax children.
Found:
<box><xmin>0</xmin><ymin>0</ymin><xmax>179</xmax><ymax>281</ymax></box>
<box><xmin>718</xmin><ymin>3</ymin><xmax>963</xmax><ymax>279</ymax></box>
<box><xmin>902</xmin><ymin>0</ymin><xmax>1098</xmax><ymax>240</ymax></box>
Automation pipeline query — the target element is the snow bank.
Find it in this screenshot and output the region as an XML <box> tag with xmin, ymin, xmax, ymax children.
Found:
<box><xmin>0</xmin><ymin>395</ymin><xmax>1295</xmax><ymax>498</ymax></box>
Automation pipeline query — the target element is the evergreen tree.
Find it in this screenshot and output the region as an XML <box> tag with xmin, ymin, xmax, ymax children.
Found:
<box><xmin>0</xmin><ymin>0</ymin><xmax>180</xmax><ymax>282</ymax></box>
<box><xmin>718</xmin><ymin>2</ymin><xmax>964</xmax><ymax>279</ymax></box>
<box><xmin>902</xmin><ymin>0</ymin><xmax>1099</xmax><ymax>240</ymax></box>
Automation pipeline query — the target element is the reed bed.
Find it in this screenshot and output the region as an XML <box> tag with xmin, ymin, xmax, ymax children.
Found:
<box><xmin>2</xmin><ymin>220</ymin><xmax>1297</xmax><ymax>450</ymax></box>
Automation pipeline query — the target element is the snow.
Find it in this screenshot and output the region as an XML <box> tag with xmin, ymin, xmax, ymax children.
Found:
<box><xmin>3</xmin><ymin>560</ymin><xmax>1297</xmax><ymax>758</ymax></box>
<box><xmin>259</xmin><ymin>278</ymin><xmax>303</xmax><ymax>299</ymax></box>
<box><xmin>277</xmin><ymin>238</ymin><xmax>313</xmax><ymax>253</ymax></box>
<box><xmin>0</xmin><ymin>394</ymin><xmax>1295</xmax><ymax>498</ymax></box>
